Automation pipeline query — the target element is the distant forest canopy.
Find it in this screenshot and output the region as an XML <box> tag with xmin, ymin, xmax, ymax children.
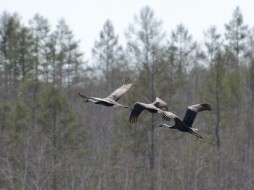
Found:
<box><xmin>0</xmin><ymin>6</ymin><xmax>253</xmax><ymax>72</ymax></box>
<box><xmin>0</xmin><ymin>5</ymin><xmax>254</xmax><ymax>190</ymax></box>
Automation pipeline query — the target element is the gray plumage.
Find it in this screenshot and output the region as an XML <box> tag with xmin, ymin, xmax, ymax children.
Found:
<box><xmin>77</xmin><ymin>78</ymin><xmax>134</xmax><ymax>108</ymax></box>
<box><xmin>182</xmin><ymin>104</ymin><xmax>211</xmax><ymax>127</ymax></box>
<box><xmin>129</xmin><ymin>97</ymin><xmax>168</xmax><ymax>124</ymax></box>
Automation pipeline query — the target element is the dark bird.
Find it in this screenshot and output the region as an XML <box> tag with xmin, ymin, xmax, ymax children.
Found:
<box><xmin>77</xmin><ymin>78</ymin><xmax>134</xmax><ymax>108</ymax></box>
<box><xmin>129</xmin><ymin>97</ymin><xmax>168</xmax><ymax>124</ymax></box>
<box><xmin>159</xmin><ymin>104</ymin><xmax>212</xmax><ymax>138</ymax></box>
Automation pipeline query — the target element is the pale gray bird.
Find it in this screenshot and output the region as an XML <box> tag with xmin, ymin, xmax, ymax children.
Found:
<box><xmin>77</xmin><ymin>78</ymin><xmax>134</xmax><ymax>108</ymax></box>
<box><xmin>129</xmin><ymin>97</ymin><xmax>168</xmax><ymax>124</ymax></box>
<box><xmin>159</xmin><ymin>104</ymin><xmax>212</xmax><ymax>138</ymax></box>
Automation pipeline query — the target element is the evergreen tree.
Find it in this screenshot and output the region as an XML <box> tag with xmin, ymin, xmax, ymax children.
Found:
<box><xmin>29</xmin><ymin>14</ymin><xmax>51</xmax><ymax>82</ymax></box>
<box><xmin>204</xmin><ymin>26</ymin><xmax>222</xmax><ymax>150</ymax></box>
<box><xmin>126</xmin><ymin>6</ymin><xmax>165</xmax><ymax>190</ymax></box>
<box><xmin>48</xmin><ymin>19</ymin><xmax>83</xmax><ymax>89</ymax></box>
<box><xmin>18</xmin><ymin>26</ymin><xmax>34</xmax><ymax>81</ymax></box>
<box><xmin>225</xmin><ymin>6</ymin><xmax>248</xmax><ymax>66</ymax></box>
<box><xmin>37</xmin><ymin>85</ymin><xmax>85</xmax><ymax>189</ymax></box>
<box><xmin>92</xmin><ymin>19</ymin><xmax>126</xmax><ymax>89</ymax></box>
<box><xmin>0</xmin><ymin>12</ymin><xmax>22</xmax><ymax>100</ymax></box>
<box><xmin>169</xmin><ymin>24</ymin><xmax>197</xmax><ymax>76</ymax></box>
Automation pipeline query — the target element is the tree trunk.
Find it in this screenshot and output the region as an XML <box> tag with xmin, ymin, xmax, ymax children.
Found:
<box><xmin>52</xmin><ymin>107</ymin><xmax>57</xmax><ymax>190</ymax></box>
<box><xmin>149</xmin><ymin>47</ymin><xmax>156</xmax><ymax>190</ymax></box>
<box><xmin>215</xmin><ymin>53</ymin><xmax>221</xmax><ymax>190</ymax></box>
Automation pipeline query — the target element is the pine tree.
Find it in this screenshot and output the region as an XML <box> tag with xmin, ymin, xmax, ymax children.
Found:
<box><xmin>204</xmin><ymin>26</ymin><xmax>222</xmax><ymax>150</ymax></box>
<box><xmin>126</xmin><ymin>6</ymin><xmax>165</xmax><ymax>190</ymax></box>
<box><xmin>169</xmin><ymin>24</ymin><xmax>197</xmax><ymax>76</ymax></box>
<box><xmin>92</xmin><ymin>19</ymin><xmax>126</xmax><ymax>89</ymax></box>
<box><xmin>224</xmin><ymin>6</ymin><xmax>248</xmax><ymax>128</ymax></box>
<box><xmin>29</xmin><ymin>14</ymin><xmax>51</xmax><ymax>82</ymax></box>
<box><xmin>0</xmin><ymin>12</ymin><xmax>22</xmax><ymax>100</ymax></box>
<box><xmin>225</xmin><ymin>6</ymin><xmax>248</xmax><ymax>66</ymax></box>
<box><xmin>37</xmin><ymin>84</ymin><xmax>85</xmax><ymax>189</ymax></box>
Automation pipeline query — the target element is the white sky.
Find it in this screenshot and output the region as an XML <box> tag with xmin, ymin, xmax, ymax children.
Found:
<box><xmin>0</xmin><ymin>0</ymin><xmax>253</xmax><ymax>60</ymax></box>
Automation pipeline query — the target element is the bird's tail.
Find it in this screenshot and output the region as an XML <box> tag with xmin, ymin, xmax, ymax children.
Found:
<box><xmin>189</xmin><ymin>130</ymin><xmax>202</xmax><ymax>138</ymax></box>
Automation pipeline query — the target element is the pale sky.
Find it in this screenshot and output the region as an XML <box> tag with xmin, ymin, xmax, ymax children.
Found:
<box><xmin>1</xmin><ymin>0</ymin><xmax>253</xmax><ymax>60</ymax></box>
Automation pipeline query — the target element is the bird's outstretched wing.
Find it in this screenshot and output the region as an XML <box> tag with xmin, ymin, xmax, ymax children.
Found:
<box><xmin>162</xmin><ymin>111</ymin><xmax>188</xmax><ymax>131</ymax></box>
<box><xmin>189</xmin><ymin>104</ymin><xmax>212</xmax><ymax>112</ymax></box>
<box><xmin>152</xmin><ymin>97</ymin><xmax>168</xmax><ymax>110</ymax></box>
<box><xmin>106</xmin><ymin>78</ymin><xmax>134</xmax><ymax>102</ymax></box>
<box><xmin>161</xmin><ymin>111</ymin><xmax>180</xmax><ymax>122</ymax></box>
<box><xmin>161</xmin><ymin>111</ymin><xmax>173</xmax><ymax>122</ymax></box>
<box><xmin>129</xmin><ymin>103</ymin><xmax>145</xmax><ymax>124</ymax></box>
<box><xmin>182</xmin><ymin>103</ymin><xmax>211</xmax><ymax>127</ymax></box>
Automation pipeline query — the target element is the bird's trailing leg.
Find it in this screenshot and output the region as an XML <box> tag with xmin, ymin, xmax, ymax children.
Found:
<box><xmin>190</xmin><ymin>127</ymin><xmax>198</xmax><ymax>131</ymax></box>
<box><xmin>189</xmin><ymin>130</ymin><xmax>202</xmax><ymax>138</ymax></box>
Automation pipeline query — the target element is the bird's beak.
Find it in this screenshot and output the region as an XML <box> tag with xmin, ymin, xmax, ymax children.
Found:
<box><xmin>165</xmin><ymin>106</ymin><xmax>169</xmax><ymax>111</ymax></box>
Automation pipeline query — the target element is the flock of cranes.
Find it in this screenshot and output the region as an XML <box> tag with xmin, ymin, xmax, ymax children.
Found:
<box><xmin>77</xmin><ymin>78</ymin><xmax>211</xmax><ymax>139</ymax></box>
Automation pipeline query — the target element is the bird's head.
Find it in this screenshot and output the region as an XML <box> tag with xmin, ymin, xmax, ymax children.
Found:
<box><xmin>82</xmin><ymin>100</ymin><xmax>89</xmax><ymax>103</ymax></box>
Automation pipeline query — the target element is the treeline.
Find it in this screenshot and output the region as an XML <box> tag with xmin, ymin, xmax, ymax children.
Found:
<box><xmin>0</xmin><ymin>6</ymin><xmax>254</xmax><ymax>190</ymax></box>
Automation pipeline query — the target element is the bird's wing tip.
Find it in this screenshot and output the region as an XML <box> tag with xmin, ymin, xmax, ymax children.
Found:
<box><xmin>124</xmin><ymin>77</ymin><xmax>134</xmax><ymax>84</ymax></box>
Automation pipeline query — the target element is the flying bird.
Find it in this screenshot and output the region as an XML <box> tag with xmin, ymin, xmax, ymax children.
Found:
<box><xmin>129</xmin><ymin>97</ymin><xmax>168</xmax><ymax>124</ymax></box>
<box><xmin>77</xmin><ymin>78</ymin><xmax>134</xmax><ymax>108</ymax></box>
<box><xmin>159</xmin><ymin>104</ymin><xmax>212</xmax><ymax>138</ymax></box>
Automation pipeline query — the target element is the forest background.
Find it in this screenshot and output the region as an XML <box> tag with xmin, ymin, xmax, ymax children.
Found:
<box><xmin>0</xmin><ymin>6</ymin><xmax>254</xmax><ymax>190</ymax></box>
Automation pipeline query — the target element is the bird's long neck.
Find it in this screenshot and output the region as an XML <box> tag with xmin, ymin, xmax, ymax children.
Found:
<box><xmin>161</xmin><ymin>124</ymin><xmax>176</xmax><ymax>129</ymax></box>
<box><xmin>112</xmin><ymin>102</ymin><xmax>129</xmax><ymax>108</ymax></box>
<box><xmin>87</xmin><ymin>99</ymin><xmax>97</xmax><ymax>103</ymax></box>
<box><xmin>84</xmin><ymin>97</ymin><xmax>100</xmax><ymax>103</ymax></box>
